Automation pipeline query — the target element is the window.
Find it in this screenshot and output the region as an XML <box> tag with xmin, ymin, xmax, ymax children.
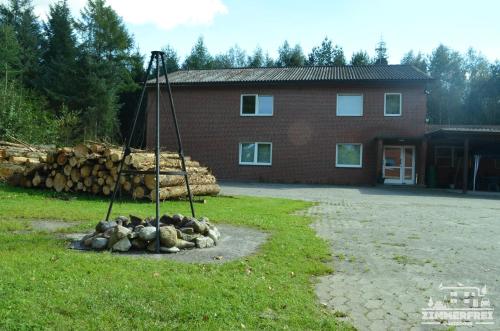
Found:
<box><xmin>240</xmin><ymin>95</ymin><xmax>273</xmax><ymax>116</ymax></box>
<box><xmin>336</xmin><ymin>143</ymin><xmax>363</xmax><ymax>168</ymax></box>
<box><xmin>239</xmin><ymin>142</ymin><xmax>272</xmax><ymax>165</ymax></box>
<box><xmin>384</xmin><ymin>93</ymin><xmax>402</xmax><ymax>116</ymax></box>
<box><xmin>337</xmin><ymin>94</ymin><xmax>363</xmax><ymax>116</ymax></box>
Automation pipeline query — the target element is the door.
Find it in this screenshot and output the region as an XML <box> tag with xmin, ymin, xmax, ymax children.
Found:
<box><xmin>383</xmin><ymin>146</ymin><xmax>415</xmax><ymax>184</ymax></box>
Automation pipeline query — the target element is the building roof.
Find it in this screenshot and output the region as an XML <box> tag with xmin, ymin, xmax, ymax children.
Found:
<box><xmin>151</xmin><ymin>65</ymin><xmax>431</xmax><ymax>85</ymax></box>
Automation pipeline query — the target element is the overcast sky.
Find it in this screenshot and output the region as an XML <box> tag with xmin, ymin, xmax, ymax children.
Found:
<box><xmin>30</xmin><ymin>0</ymin><xmax>500</xmax><ymax>64</ymax></box>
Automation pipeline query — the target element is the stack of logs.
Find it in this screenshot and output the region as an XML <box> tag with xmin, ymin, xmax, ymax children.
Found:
<box><xmin>0</xmin><ymin>141</ymin><xmax>220</xmax><ymax>200</ymax></box>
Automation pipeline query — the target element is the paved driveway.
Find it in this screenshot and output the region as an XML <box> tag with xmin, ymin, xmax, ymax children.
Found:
<box><xmin>220</xmin><ymin>182</ymin><xmax>500</xmax><ymax>330</ymax></box>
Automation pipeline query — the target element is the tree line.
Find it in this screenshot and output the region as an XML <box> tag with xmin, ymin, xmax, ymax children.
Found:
<box><xmin>0</xmin><ymin>0</ymin><xmax>498</xmax><ymax>146</ymax></box>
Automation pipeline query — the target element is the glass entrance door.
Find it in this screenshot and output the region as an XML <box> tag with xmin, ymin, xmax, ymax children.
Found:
<box><xmin>383</xmin><ymin>146</ymin><xmax>415</xmax><ymax>184</ymax></box>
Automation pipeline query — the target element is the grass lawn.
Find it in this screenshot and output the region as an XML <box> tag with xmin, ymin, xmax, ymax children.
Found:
<box><xmin>0</xmin><ymin>183</ymin><xmax>352</xmax><ymax>330</ymax></box>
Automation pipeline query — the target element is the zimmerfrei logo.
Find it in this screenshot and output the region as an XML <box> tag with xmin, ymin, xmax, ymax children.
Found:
<box><xmin>421</xmin><ymin>283</ymin><xmax>494</xmax><ymax>326</ymax></box>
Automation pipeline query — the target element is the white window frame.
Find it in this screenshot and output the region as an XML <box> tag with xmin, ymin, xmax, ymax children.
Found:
<box><xmin>240</xmin><ymin>94</ymin><xmax>274</xmax><ymax>117</ymax></box>
<box><xmin>384</xmin><ymin>93</ymin><xmax>402</xmax><ymax>117</ymax></box>
<box><xmin>239</xmin><ymin>142</ymin><xmax>272</xmax><ymax>166</ymax></box>
<box><xmin>335</xmin><ymin>143</ymin><xmax>363</xmax><ymax>168</ymax></box>
<box><xmin>336</xmin><ymin>94</ymin><xmax>364</xmax><ymax>117</ymax></box>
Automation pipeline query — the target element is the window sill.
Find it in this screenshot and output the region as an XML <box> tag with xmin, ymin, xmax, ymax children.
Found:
<box><xmin>384</xmin><ymin>114</ymin><xmax>402</xmax><ymax>117</ymax></box>
<box><xmin>240</xmin><ymin>114</ymin><xmax>274</xmax><ymax>117</ymax></box>
<box><xmin>239</xmin><ymin>163</ymin><xmax>272</xmax><ymax>167</ymax></box>
<box><xmin>335</xmin><ymin>164</ymin><xmax>362</xmax><ymax>168</ymax></box>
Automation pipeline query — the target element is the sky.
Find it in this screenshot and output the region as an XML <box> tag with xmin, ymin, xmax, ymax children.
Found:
<box><xmin>30</xmin><ymin>0</ymin><xmax>500</xmax><ymax>64</ymax></box>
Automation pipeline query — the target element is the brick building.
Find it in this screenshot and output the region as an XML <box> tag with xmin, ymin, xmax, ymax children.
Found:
<box><xmin>146</xmin><ymin>65</ymin><xmax>432</xmax><ymax>185</ymax></box>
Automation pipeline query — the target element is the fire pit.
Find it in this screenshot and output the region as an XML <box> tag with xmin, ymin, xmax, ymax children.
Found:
<box><xmin>80</xmin><ymin>214</ymin><xmax>221</xmax><ymax>253</ymax></box>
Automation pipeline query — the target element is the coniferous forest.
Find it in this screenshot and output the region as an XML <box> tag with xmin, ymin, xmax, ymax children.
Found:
<box><xmin>1</xmin><ymin>0</ymin><xmax>498</xmax><ymax>146</ymax></box>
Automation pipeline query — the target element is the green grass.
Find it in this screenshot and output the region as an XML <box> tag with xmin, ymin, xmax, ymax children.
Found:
<box><xmin>0</xmin><ymin>183</ymin><xmax>352</xmax><ymax>330</ymax></box>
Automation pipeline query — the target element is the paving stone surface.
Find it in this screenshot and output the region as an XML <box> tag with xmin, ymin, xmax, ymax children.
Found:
<box><xmin>221</xmin><ymin>182</ymin><xmax>500</xmax><ymax>330</ymax></box>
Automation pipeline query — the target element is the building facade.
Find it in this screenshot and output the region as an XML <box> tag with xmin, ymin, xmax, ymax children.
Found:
<box><xmin>146</xmin><ymin>65</ymin><xmax>431</xmax><ymax>185</ymax></box>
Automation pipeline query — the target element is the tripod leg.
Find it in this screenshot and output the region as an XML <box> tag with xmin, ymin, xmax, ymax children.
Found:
<box><xmin>154</xmin><ymin>53</ymin><xmax>163</xmax><ymax>253</ymax></box>
<box><xmin>104</xmin><ymin>53</ymin><xmax>155</xmax><ymax>222</ymax></box>
<box><xmin>159</xmin><ymin>54</ymin><xmax>196</xmax><ymax>218</ymax></box>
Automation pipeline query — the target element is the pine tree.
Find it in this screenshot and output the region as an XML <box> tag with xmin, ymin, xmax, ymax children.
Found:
<box><xmin>75</xmin><ymin>0</ymin><xmax>136</xmax><ymax>140</ymax></box>
<box><xmin>276</xmin><ymin>41</ymin><xmax>305</xmax><ymax>67</ymax></box>
<box><xmin>161</xmin><ymin>45</ymin><xmax>180</xmax><ymax>73</ymax></box>
<box><xmin>307</xmin><ymin>37</ymin><xmax>346</xmax><ymax>66</ymax></box>
<box><xmin>247</xmin><ymin>47</ymin><xmax>265</xmax><ymax>67</ymax></box>
<box><xmin>0</xmin><ymin>23</ymin><xmax>21</xmax><ymax>79</ymax></box>
<box><xmin>0</xmin><ymin>0</ymin><xmax>43</xmax><ymax>87</ymax></box>
<box><xmin>350</xmin><ymin>50</ymin><xmax>371</xmax><ymax>65</ymax></box>
<box><xmin>40</xmin><ymin>0</ymin><xmax>78</xmax><ymax>112</ymax></box>
<box><xmin>401</xmin><ymin>50</ymin><xmax>428</xmax><ymax>72</ymax></box>
<box><xmin>182</xmin><ymin>37</ymin><xmax>213</xmax><ymax>69</ymax></box>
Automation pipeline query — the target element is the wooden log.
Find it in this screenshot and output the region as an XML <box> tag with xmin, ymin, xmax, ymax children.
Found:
<box><xmin>76</xmin><ymin>181</ymin><xmax>84</xmax><ymax>191</ymax></box>
<box><xmin>91</xmin><ymin>183</ymin><xmax>100</xmax><ymax>194</ymax></box>
<box><xmin>70</xmin><ymin>168</ymin><xmax>81</xmax><ymax>182</ymax></box>
<box><xmin>90</xmin><ymin>144</ymin><xmax>105</xmax><ymax>154</ymax></box>
<box><xmin>63</xmin><ymin>164</ymin><xmax>72</xmax><ymax>176</ymax></box>
<box><xmin>104</xmin><ymin>159</ymin><xmax>114</xmax><ymax>170</ymax></box>
<box><xmin>91</xmin><ymin>164</ymin><xmax>101</xmax><ymax>176</ymax></box>
<box><xmin>122</xmin><ymin>181</ymin><xmax>132</xmax><ymax>191</ymax></box>
<box><xmin>66</xmin><ymin>179</ymin><xmax>74</xmax><ymax>189</ymax></box>
<box><xmin>9</xmin><ymin>156</ymin><xmax>29</xmax><ymax>164</ymax></box>
<box><xmin>68</xmin><ymin>157</ymin><xmax>78</xmax><ymax>167</ymax></box>
<box><xmin>132</xmin><ymin>186</ymin><xmax>145</xmax><ymax>199</ymax></box>
<box><xmin>150</xmin><ymin>184</ymin><xmax>220</xmax><ymax>201</ymax></box>
<box><xmin>32</xmin><ymin>173</ymin><xmax>45</xmax><ymax>187</ymax></box>
<box><xmin>73</xmin><ymin>144</ymin><xmax>89</xmax><ymax>158</ymax></box>
<box><xmin>0</xmin><ymin>163</ymin><xmax>25</xmax><ymax>179</ymax></box>
<box><xmin>45</xmin><ymin>176</ymin><xmax>54</xmax><ymax>188</ymax></box>
<box><xmin>56</xmin><ymin>152</ymin><xmax>69</xmax><ymax>166</ymax></box>
<box><xmin>102</xmin><ymin>185</ymin><xmax>111</xmax><ymax>195</ymax></box>
<box><xmin>80</xmin><ymin>165</ymin><xmax>91</xmax><ymax>178</ymax></box>
<box><xmin>97</xmin><ymin>177</ymin><xmax>105</xmax><ymax>186</ymax></box>
<box><xmin>83</xmin><ymin>177</ymin><xmax>93</xmax><ymax>187</ymax></box>
<box><xmin>53</xmin><ymin>173</ymin><xmax>67</xmax><ymax>192</ymax></box>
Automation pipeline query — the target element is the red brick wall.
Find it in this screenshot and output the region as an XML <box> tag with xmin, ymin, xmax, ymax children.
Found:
<box><xmin>146</xmin><ymin>82</ymin><xmax>427</xmax><ymax>185</ymax></box>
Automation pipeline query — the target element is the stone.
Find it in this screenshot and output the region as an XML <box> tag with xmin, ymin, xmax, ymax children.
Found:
<box><xmin>102</xmin><ymin>227</ymin><xmax>114</xmax><ymax>239</ymax></box>
<box><xmin>160</xmin><ymin>246</ymin><xmax>180</xmax><ymax>253</ymax></box>
<box><xmin>129</xmin><ymin>215</ymin><xmax>144</xmax><ymax>227</ymax></box>
<box><xmin>91</xmin><ymin>237</ymin><xmax>108</xmax><ymax>250</ymax></box>
<box><xmin>175</xmin><ymin>239</ymin><xmax>196</xmax><ymax>249</ymax></box>
<box><xmin>82</xmin><ymin>233</ymin><xmax>97</xmax><ymax>247</ymax></box>
<box><xmin>172</xmin><ymin>214</ymin><xmax>184</xmax><ymax>224</ymax></box>
<box><xmin>160</xmin><ymin>214</ymin><xmax>176</xmax><ymax>226</ymax></box>
<box><xmin>112</xmin><ymin>237</ymin><xmax>132</xmax><ymax>252</ymax></box>
<box><xmin>138</xmin><ymin>226</ymin><xmax>157</xmax><ymax>241</ymax></box>
<box><xmin>95</xmin><ymin>220</ymin><xmax>117</xmax><ymax>233</ymax></box>
<box><xmin>185</xmin><ymin>219</ymin><xmax>208</xmax><ymax>235</ymax></box>
<box><xmin>179</xmin><ymin>227</ymin><xmax>194</xmax><ymax>234</ymax></box>
<box><xmin>160</xmin><ymin>226</ymin><xmax>177</xmax><ymax>248</ymax></box>
<box><xmin>195</xmin><ymin>236</ymin><xmax>215</xmax><ymax>249</ymax></box>
<box><xmin>115</xmin><ymin>216</ymin><xmax>129</xmax><ymax>226</ymax></box>
<box><xmin>128</xmin><ymin>231</ymin><xmax>139</xmax><ymax>239</ymax></box>
<box><xmin>207</xmin><ymin>229</ymin><xmax>220</xmax><ymax>244</ymax></box>
<box><xmin>134</xmin><ymin>225</ymin><xmax>144</xmax><ymax>232</ymax></box>
<box><xmin>108</xmin><ymin>225</ymin><xmax>132</xmax><ymax>248</ymax></box>
<box><xmin>146</xmin><ymin>241</ymin><xmax>157</xmax><ymax>252</ymax></box>
<box><xmin>131</xmin><ymin>239</ymin><xmax>147</xmax><ymax>250</ymax></box>
<box><xmin>179</xmin><ymin>232</ymin><xmax>200</xmax><ymax>242</ymax></box>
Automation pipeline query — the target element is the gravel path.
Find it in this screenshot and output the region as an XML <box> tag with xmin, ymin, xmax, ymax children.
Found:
<box><xmin>221</xmin><ymin>182</ymin><xmax>500</xmax><ymax>330</ymax></box>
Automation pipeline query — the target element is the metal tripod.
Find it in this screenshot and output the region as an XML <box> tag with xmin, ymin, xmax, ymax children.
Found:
<box><xmin>104</xmin><ymin>50</ymin><xmax>195</xmax><ymax>253</ymax></box>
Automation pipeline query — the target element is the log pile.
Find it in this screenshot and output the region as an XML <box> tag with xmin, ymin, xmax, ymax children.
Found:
<box><xmin>0</xmin><ymin>141</ymin><xmax>220</xmax><ymax>200</ymax></box>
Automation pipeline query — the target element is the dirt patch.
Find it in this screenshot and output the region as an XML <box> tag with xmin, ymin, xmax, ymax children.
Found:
<box><xmin>30</xmin><ymin>220</ymin><xmax>77</xmax><ymax>232</ymax></box>
<box><xmin>66</xmin><ymin>224</ymin><xmax>268</xmax><ymax>264</ymax></box>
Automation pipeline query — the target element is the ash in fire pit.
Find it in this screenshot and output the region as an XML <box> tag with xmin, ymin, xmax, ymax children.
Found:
<box><xmin>80</xmin><ymin>214</ymin><xmax>221</xmax><ymax>253</ymax></box>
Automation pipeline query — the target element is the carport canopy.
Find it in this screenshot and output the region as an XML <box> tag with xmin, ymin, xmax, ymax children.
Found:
<box><xmin>426</xmin><ymin>126</ymin><xmax>500</xmax><ymax>192</ymax></box>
